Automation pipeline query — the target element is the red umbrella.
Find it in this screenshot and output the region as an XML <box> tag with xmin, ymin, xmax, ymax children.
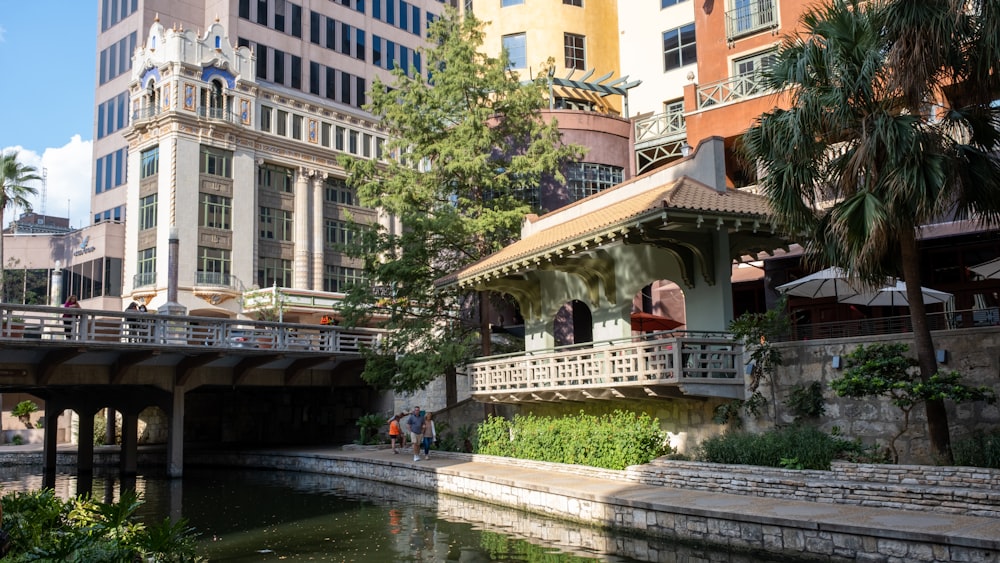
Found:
<box><xmin>630</xmin><ymin>312</ymin><xmax>684</xmax><ymax>332</ymax></box>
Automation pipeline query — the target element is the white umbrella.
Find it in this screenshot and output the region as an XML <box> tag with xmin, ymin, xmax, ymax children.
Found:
<box><xmin>839</xmin><ymin>280</ymin><xmax>952</xmax><ymax>307</ymax></box>
<box><xmin>775</xmin><ymin>267</ymin><xmax>866</xmax><ymax>299</ymax></box>
<box><xmin>969</xmin><ymin>258</ymin><xmax>1000</xmax><ymax>280</ymax></box>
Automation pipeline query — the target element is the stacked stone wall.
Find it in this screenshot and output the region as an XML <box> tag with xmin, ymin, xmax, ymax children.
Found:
<box><xmin>751</xmin><ymin>326</ymin><xmax>1000</xmax><ymax>464</ymax></box>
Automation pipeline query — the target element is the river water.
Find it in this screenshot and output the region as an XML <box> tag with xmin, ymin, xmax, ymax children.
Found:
<box><xmin>0</xmin><ymin>466</ymin><xmax>804</xmax><ymax>562</ymax></box>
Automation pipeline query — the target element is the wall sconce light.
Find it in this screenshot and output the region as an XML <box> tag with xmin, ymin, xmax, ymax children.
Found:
<box><xmin>831</xmin><ymin>355</ymin><xmax>841</xmax><ymax>369</ymax></box>
<box><xmin>935</xmin><ymin>349</ymin><xmax>948</xmax><ymax>364</ymax></box>
<box><xmin>680</xmin><ymin>142</ymin><xmax>692</xmax><ymax>157</ymax></box>
<box><xmin>745</xmin><ymin>362</ymin><xmax>755</xmax><ymax>375</ymax></box>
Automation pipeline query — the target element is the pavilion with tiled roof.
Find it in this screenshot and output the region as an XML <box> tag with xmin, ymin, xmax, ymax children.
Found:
<box><xmin>439</xmin><ymin>137</ymin><xmax>789</xmax><ymax>353</ymax></box>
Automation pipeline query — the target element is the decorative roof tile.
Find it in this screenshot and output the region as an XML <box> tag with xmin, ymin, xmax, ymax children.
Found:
<box><xmin>441</xmin><ymin>176</ymin><xmax>774</xmax><ymax>286</ymax></box>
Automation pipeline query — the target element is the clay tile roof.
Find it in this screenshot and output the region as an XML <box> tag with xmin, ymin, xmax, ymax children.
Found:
<box><xmin>440</xmin><ymin>176</ymin><xmax>774</xmax><ymax>286</ymax></box>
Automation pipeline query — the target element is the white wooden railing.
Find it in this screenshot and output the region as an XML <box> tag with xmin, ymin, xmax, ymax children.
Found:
<box><xmin>697</xmin><ymin>73</ymin><xmax>773</xmax><ymax>109</ymax></box>
<box><xmin>0</xmin><ymin>303</ymin><xmax>381</xmax><ymax>354</ymax></box>
<box><xmin>467</xmin><ymin>333</ymin><xmax>741</xmax><ymax>395</ymax></box>
<box><xmin>634</xmin><ymin>111</ymin><xmax>686</xmax><ymax>149</ymax></box>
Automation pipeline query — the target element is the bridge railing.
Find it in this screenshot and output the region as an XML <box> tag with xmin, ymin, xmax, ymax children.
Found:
<box><xmin>0</xmin><ymin>303</ymin><xmax>382</xmax><ymax>353</ymax></box>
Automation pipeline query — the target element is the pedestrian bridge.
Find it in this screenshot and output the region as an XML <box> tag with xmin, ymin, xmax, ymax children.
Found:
<box><xmin>0</xmin><ymin>303</ymin><xmax>383</xmax><ymax>480</ymax></box>
<box><xmin>0</xmin><ymin>303</ymin><xmax>381</xmax><ymax>389</ymax></box>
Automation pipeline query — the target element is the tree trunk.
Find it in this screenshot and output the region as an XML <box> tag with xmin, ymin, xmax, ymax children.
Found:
<box><xmin>900</xmin><ymin>229</ymin><xmax>952</xmax><ymax>462</ymax></box>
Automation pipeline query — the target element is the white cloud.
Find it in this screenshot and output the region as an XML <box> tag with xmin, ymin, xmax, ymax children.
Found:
<box><xmin>3</xmin><ymin>137</ymin><xmax>93</xmax><ymax>230</ymax></box>
<box><xmin>0</xmin><ymin>25</ymin><xmax>6</xmax><ymax>43</ymax></box>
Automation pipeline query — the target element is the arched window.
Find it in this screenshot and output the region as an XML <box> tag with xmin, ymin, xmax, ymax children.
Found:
<box><xmin>209</xmin><ymin>80</ymin><xmax>225</xmax><ymax>118</ymax></box>
<box><xmin>144</xmin><ymin>81</ymin><xmax>158</xmax><ymax>119</ymax></box>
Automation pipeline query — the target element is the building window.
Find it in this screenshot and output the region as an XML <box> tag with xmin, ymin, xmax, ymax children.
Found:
<box><xmin>734</xmin><ymin>48</ymin><xmax>778</xmax><ymax>77</ymax></box>
<box><xmin>140</xmin><ymin>146</ymin><xmax>159</xmax><ymax>179</ymax></box>
<box><xmin>138</xmin><ymin>194</ymin><xmax>157</xmax><ymax>231</ymax></box>
<box><xmin>135</xmin><ymin>248</ymin><xmax>156</xmax><ymax>288</ymax></box>
<box><xmin>323</xmin><ymin>264</ymin><xmax>364</xmax><ymax>293</ymax></box>
<box><xmin>276</xmin><ymin>110</ymin><xmax>288</xmax><ymax>136</ymax></box>
<box><xmin>200</xmin><ymin>146</ymin><xmax>232</xmax><ymax>178</ymax></box>
<box><xmin>259</xmin><ymin>207</ymin><xmax>293</xmax><ymax>240</ymax></box>
<box><xmin>502</xmin><ymin>33</ymin><xmax>526</xmax><ymax>69</ymax></box>
<box><xmin>292</xmin><ymin>115</ymin><xmax>303</xmax><ymax>140</ymax></box>
<box><xmin>258</xmin><ymin>257</ymin><xmax>292</xmax><ymax>288</ymax></box>
<box><xmin>197</xmin><ymin>247</ymin><xmax>231</xmax><ymax>286</ymax></box>
<box><xmin>564</xmin><ymin>0</ymin><xmax>583</xmax><ymax>5</ymax></box>
<box><xmin>501</xmin><ymin>0</ymin><xmax>524</xmax><ymax>6</ymax></box>
<box><xmin>259</xmin><ymin>163</ymin><xmax>293</xmax><ymax>192</ymax></box>
<box><xmin>324</xmin><ymin>177</ymin><xmax>355</xmax><ymax>205</ymax></box>
<box><xmin>564</xmin><ymin>33</ymin><xmax>586</xmax><ymax>70</ymax></box>
<box><xmin>325</xmin><ymin>219</ymin><xmax>359</xmax><ymax>247</ymax></box>
<box><xmin>663</xmin><ymin>23</ymin><xmax>697</xmax><ymax>71</ymax></box>
<box><xmin>200</xmin><ymin>193</ymin><xmax>232</xmax><ymax>230</ymax></box>
<box><xmin>661</xmin><ymin>0</ymin><xmax>689</xmax><ymax>6</ymax></box>
<box><xmin>567</xmin><ymin>162</ymin><xmax>623</xmax><ymax>201</ymax></box>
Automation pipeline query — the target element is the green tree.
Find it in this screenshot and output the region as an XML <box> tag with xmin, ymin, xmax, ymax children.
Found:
<box><xmin>339</xmin><ymin>9</ymin><xmax>582</xmax><ymax>392</ymax></box>
<box><xmin>832</xmin><ymin>343</ymin><xmax>995</xmax><ymax>463</ymax></box>
<box><xmin>0</xmin><ymin>150</ymin><xmax>41</xmax><ymax>299</ymax></box>
<box><xmin>741</xmin><ymin>0</ymin><xmax>1000</xmax><ymax>462</ymax></box>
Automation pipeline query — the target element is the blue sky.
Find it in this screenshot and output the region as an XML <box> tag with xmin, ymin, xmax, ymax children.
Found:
<box><xmin>0</xmin><ymin>2</ymin><xmax>98</xmax><ymax>229</ymax></box>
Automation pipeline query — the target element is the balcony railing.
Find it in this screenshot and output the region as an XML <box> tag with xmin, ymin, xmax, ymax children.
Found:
<box><xmin>778</xmin><ymin>308</ymin><xmax>999</xmax><ymax>342</ymax></box>
<box><xmin>725</xmin><ymin>0</ymin><xmax>778</xmax><ymax>42</ymax></box>
<box><xmin>133</xmin><ymin>272</ymin><xmax>156</xmax><ymax>289</ymax></box>
<box><xmin>696</xmin><ymin>72</ymin><xmax>773</xmax><ymax>109</ymax></box>
<box><xmin>132</xmin><ymin>106</ymin><xmax>160</xmax><ymax>122</ymax></box>
<box><xmin>196</xmin><ymin>271</ymin><xmax>233</xmax><ymax>288</ymax></box>
<box><xmin>197</xmin><ymin>106</ymin><xmax>237</xmax><ymax>123</ymax></box>
<box><xmin>634</xmin><ymin>111</ymin><xmax>686</xmax><ymax>150</ymax></box>
<box><xmin>467</xmin><ymin>332</ymin><xmax>742</xmax><ymax>401</ymax></box>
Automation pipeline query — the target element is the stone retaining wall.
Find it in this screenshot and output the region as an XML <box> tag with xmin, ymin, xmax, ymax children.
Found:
<box><xmin>188</xmin><ymin>449</ymin><xmax>1000</xmax><ymax>563</ymax></box>
<box><xmin>635</xmin><ymin>460</ymin><xmax>1000</xmax><ymax>518</ymax></box>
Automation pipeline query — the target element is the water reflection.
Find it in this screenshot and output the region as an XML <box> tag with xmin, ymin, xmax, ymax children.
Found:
<box><xmin>0</xmin><ymin>467</ymin><xmax>803</xmax><ymax>562</ymax></box>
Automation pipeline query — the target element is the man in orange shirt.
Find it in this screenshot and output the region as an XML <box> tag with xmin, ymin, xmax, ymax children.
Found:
<box><xmin>388</xmin><ymin>413</ymin><xmax>403</xmax><ymax>453</ymax></box>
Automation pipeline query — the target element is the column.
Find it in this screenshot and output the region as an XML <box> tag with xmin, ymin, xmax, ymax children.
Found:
<box><xmin>77</xmin><ymin>408</ymin><xmax>95</xmax><ymax>474</ymax></box>
<box><xmin>120</xmin><ymin>410</ymin><xmax>139</xmax><ymax>475</ymax></box>
<box><xmin>293</xmin><ymin>168</ymin><xmax>313</xmax><ymax>289</ymax></box>
<box><xmin>42</xmin><ymin>402</ymin><xmax>64</xmax><ymax>487</ymax></box>
<box><xmin>167</xmin><ymin>384</ymin><xmax>185</xmax><ymax>478</ymax></box>
<box><xmin>312</xmin><ymin>174</ymin><xmax>326</xmax><ymax>290</ymax></box>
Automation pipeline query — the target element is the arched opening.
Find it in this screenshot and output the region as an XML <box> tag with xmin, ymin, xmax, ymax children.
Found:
<box><xmin>145</xmin><ymin>80</ymin><xmax>158</xmax><ymax>117</ymax></box>
<box><xmin>631</xmin><ymin>280</ymin><xmax>686</xmax><ymax>335</ymax></box>
<box><xmin>553</xmin><ymin>299</ymin><xmax>593</xmax><ymax>347</ymax></box>
<box><xmin>201</xmin><ymin>79</ymin><xmax>227</xmax><ymax>119</ymax></box>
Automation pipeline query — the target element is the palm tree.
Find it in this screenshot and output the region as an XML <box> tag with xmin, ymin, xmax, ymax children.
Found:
<box><xmin>0</xmin><ymin>151</ymin><xmax>41</xmax><ymax>299</ymax></box>
<box><xmin>741</xmin><ymin>0</ymin><xmax>1000</xmax><ymax>462</ymax></box>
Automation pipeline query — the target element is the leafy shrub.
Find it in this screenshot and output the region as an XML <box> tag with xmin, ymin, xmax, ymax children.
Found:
<box><xmin>1</xmin><ymin>489</ymin><xmax>199</xmax><ymax>561</ymax></box>
<box><xmin>355</xmin><ymin>413</ymin><xmax>386</xmax><ymax>445</ymax></box>
<box><xmin>784</xmin><ymin>381</ymin><xmax>827</xmax><ymax>421</ymax></box>
<box><xmin>11</xmin><ymin>400</ymin><xmax>38</xmax><ymax>429</ymax></box>
<box><xmin>696</xmin><ymin>425</ymin><xmax>861</xmax><ymax>470</ymax></box>
<box><xmin>476</xmin><ymin>410</ymin><xmax>670</xmax><ymax>470</ymax></box>
<box><xmin>952</xmin><ymin>431</ymin><xmax>1000</xmax><ymax>469</ymax></box>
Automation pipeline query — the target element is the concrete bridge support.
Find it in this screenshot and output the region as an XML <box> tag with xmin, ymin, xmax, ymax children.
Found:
<box><xmin>167</xmin><ymin>385</ymin><xmax>185</xmax><ymax>478</ymax></box>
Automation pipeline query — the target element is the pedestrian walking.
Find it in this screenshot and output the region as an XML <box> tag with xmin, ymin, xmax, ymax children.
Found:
<box><xmin>421</xmin><ymin>412</ymin><xmax>436</xmax><ymax>460</ymax></box>
<box><xmin>406</xmin><ymin>406</ymin><xmax>425</xmax><ymax>462</ymax></box>
<box><xmin>388</xmin><ymin>413</ymin><xmax>404</xmax><ymax>454</ymax></box>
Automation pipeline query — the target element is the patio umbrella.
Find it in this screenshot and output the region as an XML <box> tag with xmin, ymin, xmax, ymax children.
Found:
<box><xmin>774</xmin><ymin>267</ymin><xmax>865</xmax><ymax>300</ymax></box>
<box><xmin>631</xmin><ymin>312</ymin><xmax>684</xmax><ymax>331</ymax></box>
<box><xmin>838</xmin><ymin>280</ymin><xmax>952</xmax><ymax>307</ymax></box>
<box><xmin>969</xmin><ymin>258</ymin><xmax>1000</xmax><ymax>280</ymax></box>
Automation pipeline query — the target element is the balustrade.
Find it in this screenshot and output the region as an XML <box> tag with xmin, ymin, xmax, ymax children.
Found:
<box><xmin>0</xmin><ymin>303</ymin><xmax>380</xmax><ymax>354</ymax></box>
<box><xmin>467</xmin><ymin>333</ymin><xmax>741</xmax><ymax>397</ymax></box>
